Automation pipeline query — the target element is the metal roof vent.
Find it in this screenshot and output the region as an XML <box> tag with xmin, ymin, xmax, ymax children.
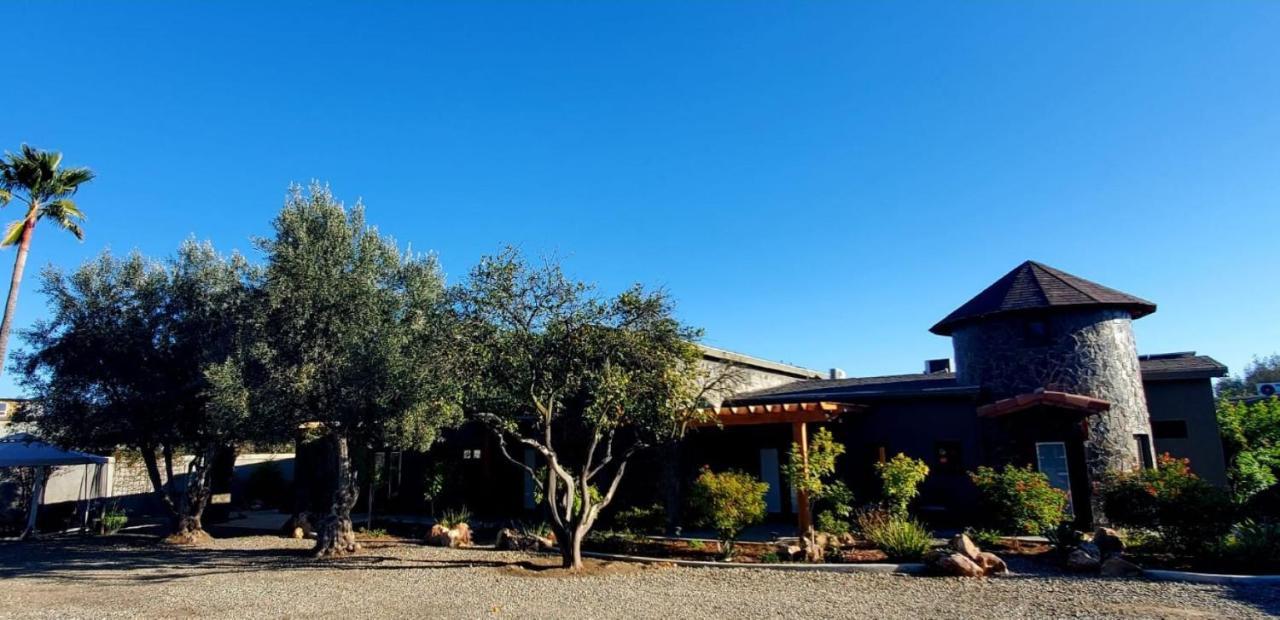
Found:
<box><xmin>924</xmin><ymin>358</ymin><xmax>951</xmax><ymax>374</ymax></box>
<box><xmin>829</xmin><ymin>368</ymin><xmax>846</xmax><ymax>380</ymax></box>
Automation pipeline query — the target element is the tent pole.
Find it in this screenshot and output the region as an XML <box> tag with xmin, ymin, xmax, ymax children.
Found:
<box><xmin>21</xmin><ymin>466</ymin><xmax>46</xmax><ymax>540</ymax></box>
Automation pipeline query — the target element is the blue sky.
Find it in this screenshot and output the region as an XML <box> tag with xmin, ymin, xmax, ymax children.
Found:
<box><xmin>2</xmin><ymin>1</ymin><xmax>1278</xmax><ymax>394</ymax></box>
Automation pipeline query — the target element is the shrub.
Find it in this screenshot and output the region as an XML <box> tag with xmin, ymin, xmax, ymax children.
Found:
<box><xmin>689</xmin><ymin>467</ymin><xmax>768</xmax><ymax>559</ymax></box>
<box><xmin>437</xmin><ymin>506</ymin><xmax>472</xmax><ymax>529</ymax></box>
<box><xmin>759</xmin><ymin>551</ymin><xmax>781</xmax><ymax>563</ymax></box>
<box><xmin>964</xmin><ymin>527</ymin><xmax>1003</xmax><ymax>548</ymax></box>
<box><xmin>1221</xmin><ymin>519</ymin><xmax>1280</xmax><ymax>568</ymax></box>
<box><xmin>856</xmin><ymin>508</ymin><xmax>932</xmax><ymax>560</ymax></box>
<box><xmin>1100</xmin><ymin>454</ymin><xmax>1236</xmax><ymax>555</ymax></box>
<box><xmin>969</xmin><ymin>464</ymin><xmax>1068</xmax><ymax>535</ymax></box>
<box><xmin>611</xmin><ymin>503</ymin><xmax>666</xmax><ymax>535</ymax></box>
<box><xmin>816</xmin><ymin>510</ymin><xmax>852</xmax><ymax>536</ymax></box>
<box><xmin>1244</xmin><ymin>483</ymin><xmax>1280</xmax><ymax>523</ymax></box>
<box><xmin>876</xmin><ymin>454</ymin><xmax>929</xmax><ymax>517</ymax></box>
<box><xmin>100</xmin><ymin>505</ymin><xmax>128</xmax><ymax>535</ymax></box>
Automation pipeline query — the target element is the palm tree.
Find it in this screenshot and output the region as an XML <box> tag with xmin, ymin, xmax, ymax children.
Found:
<box><xmin>0</xmin><ymin>145</ymin><xmax>93</xmax><ymax>377</ymax></box>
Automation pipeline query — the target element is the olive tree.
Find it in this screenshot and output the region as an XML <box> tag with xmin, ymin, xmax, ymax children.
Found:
<box><xmin>250</xmin><ymin>184</ymin><xmax>461</xmax><ymax>557</ymax></box>
<box><xmin>455</xmin><ymin>248</ymin><xmax>704</xmax><ymax>570</ymax></box>
<box><xmin>15</xmin><ymin>240</ymin><xmax>253</xmax><ymax>541</ymax></box>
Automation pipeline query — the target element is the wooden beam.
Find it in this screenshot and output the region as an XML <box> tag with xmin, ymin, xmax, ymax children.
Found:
<box><xmin>689</xmin><ymin>401</ymin><xmax>860</xmax><ymax>428</ymax></box>
<box><xmin>793</xmin><ymin>421</ymin><xmax>811</xmax><ymax>539</ymax></box>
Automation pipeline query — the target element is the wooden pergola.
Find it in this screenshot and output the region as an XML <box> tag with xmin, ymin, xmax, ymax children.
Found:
<box><xmin>690</xmin><ymin>401</ymin><xmax>862</xmax><ymax>537</ymax></box>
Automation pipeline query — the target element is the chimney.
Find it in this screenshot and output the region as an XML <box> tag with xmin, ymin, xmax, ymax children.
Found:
<box><xmin>924</xmin><ymin>358</ymin><xmax>951</xmax><ymax>374</ymax></box>
<box><xmin>829</xmin><ymin>368</ymin><xmax>846</xmax><ymax>380</ymax></box>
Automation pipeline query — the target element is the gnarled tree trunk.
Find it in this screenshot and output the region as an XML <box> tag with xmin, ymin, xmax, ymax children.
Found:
<box><xmin>167</xmin><ymin>444</ymin><xmax>218</xmax><ymax>544</ymax></box>
<box><xmin>314</xmin><ymin>432</ymin><xmax>360</xmax><ymax>557</ymax></box>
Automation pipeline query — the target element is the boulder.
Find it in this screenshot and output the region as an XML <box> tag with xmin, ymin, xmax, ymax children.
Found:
<box><xmin>975</xmin><ymin>551</ymin><xmax>1008</xmax><ymax>576</ymax></box>
<box><xmin>428</xmin><ymin>523</ymin><xmax>472</xmax><ymax>548</ymax></box>
<box><xmin>1093</xmin><ymin>527</ymin><xmax>1125</xmax><ymax>558</ymax></box>
<box><xmin>935</xmin><ymin>552</ymin><xmax>986</xmax><ymax>578</ymax></box>
<box><xmin>1100</xmin><ymin>556</ymin><xmax>1143</xmax><ymax>578</ymax></box>
<box><xmin>775</xmin><ymin>544</ymin><xmax>803</xmax><ymax>561</ymax></box>
<box><xmin>950</xmin><ymin>533</ymin><xmax>981</xmax><ymax>561</ymax></box>
<box><xmin>495</xmin><ymin>528</ymin><xmax>555</xmax><ymax>551</ymax></box>
<box><xmin>1066</xmin><ymin>548</ymin><xmax>1101</xmax><ymax>572</ymax></box>
<box><xmin>839</xmin><ymin>533</ymin><xmax>857</xmax><ymax>548</ymax></box>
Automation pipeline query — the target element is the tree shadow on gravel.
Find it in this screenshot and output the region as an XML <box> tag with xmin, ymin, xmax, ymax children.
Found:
<box><xmin>0</xmin><ymin>535</ymin><xmax>551</xmax><ymax>584</ymax></box>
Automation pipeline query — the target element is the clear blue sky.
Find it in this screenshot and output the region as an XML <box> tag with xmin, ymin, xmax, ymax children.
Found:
<box><xmin>3</xmin><ymin>1</ymin><xmax>1278</xmax><ymax>395</ymax></box>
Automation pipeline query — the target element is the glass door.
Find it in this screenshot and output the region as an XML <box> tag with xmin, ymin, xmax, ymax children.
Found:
<box><xmin>1035</xmin><ymin>442</ymin><xmax>1074</xmax><ymax>516</ymax></box>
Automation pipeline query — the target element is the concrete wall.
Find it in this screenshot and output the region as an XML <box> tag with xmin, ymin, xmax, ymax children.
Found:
<box><xmin>1144</xmin><ymin>378</ymin><xmax>1229</xmax><ymax>487</ymax></box>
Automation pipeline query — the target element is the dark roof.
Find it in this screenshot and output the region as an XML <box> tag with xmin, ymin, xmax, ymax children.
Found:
<box><xmin>930</xmin><ymin>261</ymin><xmax>1157</xmax><ymax>335</ymax></box>
<box><xmin>1138</xmin><ymin>352</ymin><xmax>1227</xmax><ymax>381</ymax></box>
<box><xmin>726</xmin><ymin>353</ymin><xmax>1225</xmax><ymax>404</ymax></box>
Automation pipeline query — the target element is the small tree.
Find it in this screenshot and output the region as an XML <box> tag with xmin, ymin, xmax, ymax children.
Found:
<box><xmin>1216</xmin><ymin>354</ymin><xmax>1280</xmax><ymax>399</ymax></box>
<box><xmin>782</xmin><ymin>427</ymin><xmax>849</xmax><ymax>558</ymax></box>
<box><xmin>1216</xmin><ymin>396</ymin><xmax>1280</xmax><ymax>501</ymax></box>
<box><xmin>689</xmin><ymin>467</ymin><xmax>768</xmax><ymax>560</ymax></box>
<box><xmin>1099</xmin><ymin>454</ymin><xmax>1235</xmax><ymax>555</ymax></box>
<box><xmin>876</xmin><ymin>453</ymin><xmax>929</xmax><ymax>517</ymax></box>
<box><xmin>249</xmin><ymin>184</ymin><xmax>462</xmax><ymax>557</ymax></box>
<box><xmin>456</xmin><ymin>248</ymin><xmax>704</xmax><ymax>570</ymax></box>
<box><xmin>969</xmin><ymin>464</ymin><xmax>1068</xmax><ymax>535</ymax></box>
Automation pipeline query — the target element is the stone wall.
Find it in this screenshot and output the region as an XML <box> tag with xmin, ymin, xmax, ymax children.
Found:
<box><xmin>952</xmin><ymin>308</ymin><xmax>1154</xmax><ymax>485</ymax></box>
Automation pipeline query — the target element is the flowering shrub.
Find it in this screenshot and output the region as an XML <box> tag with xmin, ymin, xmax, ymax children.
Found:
<box><xmin>1100</xmin><ymin>454</ymin><xmax>1235</xmax><ymax>555</ymax></box>
<box><xmin>969</xmin><ymin>464</ymin><xmax>1068</xmax><ymax>535</ymax></box>
<box><xmin>689</xmin><ymin>467</ymin><xmax>768</xmax><ymax>559</ymax></box>
<box><xmin>875</xmin><ymin>453</ymin><xmax>929</xmax><ymax>517</ymax></box>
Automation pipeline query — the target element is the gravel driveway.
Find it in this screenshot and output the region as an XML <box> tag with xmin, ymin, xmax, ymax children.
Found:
<box><xmin>1</xmin><ymin>535</ymin><xmax>1276</xmax><ymax>619</ymax></box>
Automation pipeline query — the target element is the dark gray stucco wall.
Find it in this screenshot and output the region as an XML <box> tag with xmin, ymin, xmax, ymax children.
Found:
<box><xmin>1143</xmin><ymin>378</ymin><xmax>1229</xmax><ymax>487</ymax></box>
<box><xmin>951</xmin><ymin>309</ymin><xmax>1155</xmax><ymax>494</ymax></box>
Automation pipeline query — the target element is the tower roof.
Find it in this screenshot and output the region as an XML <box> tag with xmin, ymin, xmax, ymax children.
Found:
<box><xmin>930</xmin><ymin>261</ymin><xmax>1156</xmax><ymax>335</ymax></box>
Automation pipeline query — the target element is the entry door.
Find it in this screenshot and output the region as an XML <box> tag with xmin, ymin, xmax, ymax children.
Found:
<box><xmin>1035</xmin><ymin>442</ymin><xmax>1074</xmax><ymax>516</ymax></box>
<box><xmin>759</xmin><ymin>449</ymin><xmax>782</xmax><ymax>513</ymax></box>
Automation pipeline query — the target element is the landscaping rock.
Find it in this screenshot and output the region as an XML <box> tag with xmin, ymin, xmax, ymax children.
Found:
<box><xmin>495</xmin><ymin>528</ymin><xmax>554</xmax><ymax>552</ymax></box>
<box><xmin>838</xmin><ymin>533</ymin><xmax>857</xmax><ymax>548</ymax></box>
<box><xmin>1099</xmin><ymin>556</ymin><xmax>1143</xmax><ymax>578</ymax></box>
<box><xmin>975</xmin><ymin>551</ymin><xmax>1008</xmax><ymax>576</ymax></box>
<box><xmin>950</xmin><ymin>533</ymin><xmax>981</xmax><ymax>561</ymax></box>
<box><xmin>1066</xmin><ymin>548</ymin><xmax>1101</xmax><ymax>572</ymax></box>
<box><xmin>428</xmin><ymin>523</ymin><xmax>473</xmax><ymax>548</ymax></box>
<box><xmin>775</xmin><ymin>544</ymin><xmax>803</xmax><ymax>561</ymax></box>
<box><xmin>936</xmin><ymin>552</ymin><xmax>985</xmax><ymax>578</ymax></box>
<box><xmin>1093</xmin><ymin>527</ymin><xmax>1125</xmax><ymax>558</ymax></box>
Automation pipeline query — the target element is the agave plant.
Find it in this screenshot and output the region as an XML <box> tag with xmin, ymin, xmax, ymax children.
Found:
<box><xmin>0</xmin><ymin>145</ymin><xmax>93</xmax><ymax>376</ymax></box>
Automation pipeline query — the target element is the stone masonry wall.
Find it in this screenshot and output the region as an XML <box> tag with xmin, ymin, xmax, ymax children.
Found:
<box><xmin>952</xmin><ymin>308</ymin><xmax>1154</xmax><ymax>490</ymax></box>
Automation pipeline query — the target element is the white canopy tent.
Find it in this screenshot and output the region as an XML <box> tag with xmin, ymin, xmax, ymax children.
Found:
<box><xmin>0</xmin><ymin>433</ymin><xmax>109</xmax><ymax>539</ymax></box>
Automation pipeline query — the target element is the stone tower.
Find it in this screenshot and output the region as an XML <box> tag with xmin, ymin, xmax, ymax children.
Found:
<box><xmin>930</xmin><ymin>261</ymin><xmax>1157</xmax><ymax>484</ymax></box>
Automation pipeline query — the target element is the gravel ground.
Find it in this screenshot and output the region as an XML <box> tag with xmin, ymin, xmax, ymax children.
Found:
<box><xmin>1</xmin><ymin>535</ymin><xmax>1277</xmax><ymax>619</ymax></box>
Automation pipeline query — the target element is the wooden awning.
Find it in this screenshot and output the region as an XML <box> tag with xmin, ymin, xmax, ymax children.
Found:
<box><xmin>977</xmin><ymin>389</ymin><xmax>1111</xmax><ymax>418</ymax></box>
<box><xmin>690</xmin><ymin>401</ymin><xmax>860</xmax><ymax>428</ymax></box>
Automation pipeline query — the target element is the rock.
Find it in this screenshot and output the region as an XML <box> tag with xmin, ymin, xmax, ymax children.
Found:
<box><xmin>1100</xmin><ymin>555</ymin><xmax>1143</xmax><ymax>578</ymax></box>
<box><xmin>950</xmin><ymin>533</ymin><xmax>981</xmax><ymax>560</ymax></box>
<box><xmin>975</xmin><ymin>551</ymin><xmax>1008</xmax><ymax>576</ymax></box>
<box><xmin>814</xmin><ymin>532</ymin><xmax>831</xmax><ymax>550</ymax></box>
<box><xmin>936</xmin><ymin>552</ymin><xmax>986</xmax><ymax>577</ymax></box>
<box><xmin>428</xmin><ymin>524</ymin><xmax>471</xmax><ymax>548</ymax></box>
<box><xmin>1079</xmin><ymin>541</ymin><xmax>1101</xmax><ymax>558</ymax></box>
<box><xmin>775</xmin><ymin>544</ymin><xmax>803</xmax><ymax>561</ymax></box>
<box><xmin>496</xmin><ymin>528</ymin><xmax>554</xmax><ymax>551</ymax></box>
<box><xmin>289</xmin><ymin>527</ymin><xmax>305</xmax><ymax>539</ymax></box>
<box><xmin>1066</xmin><ymin>548</ymin><xmax>1101</xmax><ymax>572</ymax></box>
<box><xmin>453</xmin><ymin>523</ymin><xmax>473</xmax><ymax>547</ymax></box>
<box><xmin>1093</xmin><ymin>527</ymin><xmax>1125</xmax><ymax>558</ymax></box>
<box><xmin>839</xmin><ymin>533</ymin><xmax>857</xmax><ymax>547</ymax></box>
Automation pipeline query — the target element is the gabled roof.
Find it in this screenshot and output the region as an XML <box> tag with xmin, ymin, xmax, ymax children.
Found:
<box><xmin>1137</xmin><ymin>352</ymin><xmax>1228</xmax><ymax>381</ymax></box>
<box><xmin>930</xmin><ymin>261</ymin><xmax>1157</xmax><ymax>335</ymax></box>
<box><xmin>977</xmin><ymin>390</ymin><xmax>1111</xmax><ymax>418</ymax></box>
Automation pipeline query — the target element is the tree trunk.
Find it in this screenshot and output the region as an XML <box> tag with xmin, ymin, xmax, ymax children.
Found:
<box><xmin>0</xmin><ymin>218</ymin><xmax>35</xmax><ymax>380</ymax></box>
<box><xmin>167</xmin><ymin>445</ymin><xmax>216</xmax><ymax>544</ymax></box>
<box><xmin>314</xmin><ymin>433</ymin><xmax>360</xmax><ymax>557</ymax></box>
<box><xmin>559</xmin><ymin>525</ymin><xmax>585</xmax><ymax>570</ymax></box>
<box><xmin>140</xmin><ymin>444</ymin><xmax>180</xmax><ymax>525</ymax></box>
<box><xmin>658</xmin><ymin>439</ymin><xmax>682</xmax><ymax>535</ymax></box>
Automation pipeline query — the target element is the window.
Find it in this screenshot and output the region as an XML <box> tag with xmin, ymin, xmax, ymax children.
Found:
<box><xmin>1135</xmin><ymin>434</ymin><xmax>1154</xmax><ymax>469</ymax></box>
<box><xmin>934</xmin><ymin>441</ymin><xmax>963</xmax><ymax>474</ymax></box>
<box><xmin>0</xmin><ymin>402</ymin><xmax>9</xmax><ymax>419</ymax></box>
<box><xmin>1152</xmin><ymin>420</ymin><xmax>1188</xmax><ymax>440</ymax></box>
<box><xmin>1035</xmin><ymin>442</ymin><xmax>1074</xmax><ymax>516</ymax></box>
<box><xmin>462</xmin><ymin>448</ymin><xmax>482</xmax><ymax>460</ymax></box>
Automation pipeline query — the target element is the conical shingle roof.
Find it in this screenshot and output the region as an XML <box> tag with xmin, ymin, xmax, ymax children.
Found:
<box><xmin>930</xmin><ymin>261</ymin><xmax>1156</xmax><ymax>335</ymax></box>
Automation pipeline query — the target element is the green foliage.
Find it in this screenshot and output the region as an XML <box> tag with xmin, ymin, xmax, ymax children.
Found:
<box><xmin>759</xmin><ymin>551</ymin><xmax>781</xmax><ymax>563</ymax></box>
<box><xmin>251</xmin><ymin>184</ymin><xmax>463</xmax><ymax>452</ymax></box>
<box><xmin>686</xmin><ymin>539</ymin><xmax>706</xmax><ymax>551</ymax></box>
<box><xmin>964</xmin><ymin>527</ymin><xmax>1004</xmax><ymax>548</ymax></box>
<box><xmin>1244</xmin><ymin>483</ymin><xmax>1280</xmax><ymax>523</ymax></box>
<box><xmin>689</xmin><ymin>467</ymin><xmax>768</xmax><ymax>559</ymax></box>
<box><xmin>856</xmin><ymin>508</ymin><xmax>932</xmax><ymax>560</ymax></box>
<box><xmin>611</xmin><ymin>503</ymin><xmax>666</xmax><ymax>535</ymax></box>
<box><xmin>100</xmin><ymin>506</ymin><xmax>128</xmax><ymax>535</ymax></box>
<box><xmin>1216</xmin><ymin>396</ymin><xmax>1280</xmax><ymax>501</ymax></box>
<box><xmin>969</xmin><ymin>464</ymin><xmax>1068</xmax><ymax>535</ymax></box>
<box><xmin>876</xmin><ymin>453</ymin><xmax>929</xmax><ymax>517</ymax></box>
<box><xmin>783</xmin><ymin>428</ymin><xmax>853</xmax><ymax>533</ymax></box>
<box><xmin>1216</xmin><ymin>355</ymin><xmax>1280</xmax><ymax>399</ymax></box>
<box><xmin>816</xmin><ymin>510</ymin><xmax>852</xmax><ymax>536</ymax></box>
<box><xmin>438</xmin><ymin>506</ymin><xmax>472</xmax><ymax>529</ymax></box>
<box><xmin>1100</xmin><ymin>454</ymin><xmax>1236</xmax><ymax>555</ymax></box>
<box><xmin>1220</xmin><ymin>520</ymin><xmax>1280</xmax><ymax>567</ymax></box>
<box><xmin>357</xmin><ymin>527</ymin><xmax>389</xmax><ymax>538</ymax></box>
<box><xmin>0</xmin><ymin>144</ymin><xmax>94</xmax><ymax>244</ymax></box>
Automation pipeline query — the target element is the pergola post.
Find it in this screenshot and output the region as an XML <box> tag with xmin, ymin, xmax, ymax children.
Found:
<box><xmin>791</xmin><ymin>421</ymin><xmax>811</xmax><ymax>538</ymax></box>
